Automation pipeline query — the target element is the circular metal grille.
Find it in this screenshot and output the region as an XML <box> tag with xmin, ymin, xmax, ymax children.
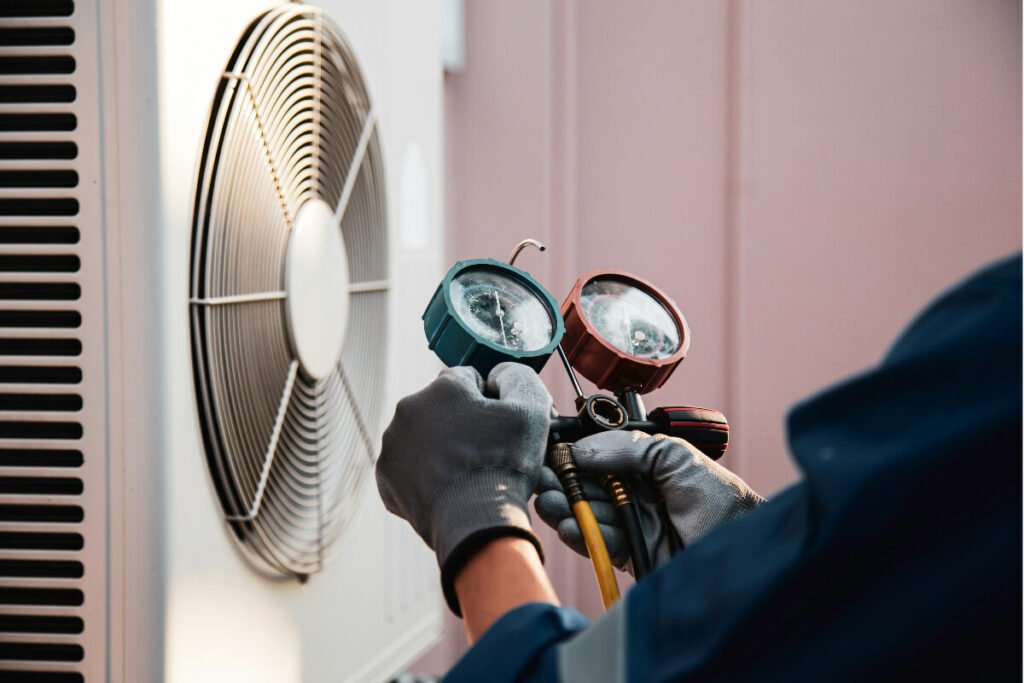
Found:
<box><xmin>189</xmin><ymin>4</ymin><xmax>387</xmax><ymax>578</ymax></box>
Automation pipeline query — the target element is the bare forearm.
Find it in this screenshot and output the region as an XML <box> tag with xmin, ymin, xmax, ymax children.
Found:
<box><xmin>454</xmin><ymin>536</ymin><xmax>559</xmax><ymax>642</ymax></box>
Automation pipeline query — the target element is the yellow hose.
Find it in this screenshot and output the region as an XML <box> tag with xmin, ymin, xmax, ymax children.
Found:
<box><xmin>572</xmin><ymin>500</ymin><xmax>620</xmax><ymax>609</ymax></box>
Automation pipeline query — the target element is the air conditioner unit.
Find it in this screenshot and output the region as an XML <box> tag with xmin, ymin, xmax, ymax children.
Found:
<box><xmin>0</xmin><ymin>1</ymin><xmax>445</xmax><ymax>681</ymax></box>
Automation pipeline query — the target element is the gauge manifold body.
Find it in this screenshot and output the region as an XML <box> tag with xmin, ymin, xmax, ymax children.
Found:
<box><xmin>562</xmin><ymin>269</ymin><xmax>690</xmax><ymax>394</ymax></box>
<box><xmin>423</xmin><ymin>258</ymin><xmax>565</xmax><ymax>377</ymax></box>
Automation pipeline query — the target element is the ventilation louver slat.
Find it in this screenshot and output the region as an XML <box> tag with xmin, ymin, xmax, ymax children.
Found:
<box><xmin>0</xmin><ymin>28</ymin><xmax>75</xmax><ymax>48</ymax></box>
<box><xmin>0</xmin><ymin>615</ymin><xmax>83</xmax><ymax>634</ymax></box>
<box><xmin>0</xmin><ymin>1</ymin><xmax>86</xmax><ymax>678</ymax></box>
<box><xmin>0</xmin><ymin>2</ymin><xmax>74</xmax><ymax>20</ymax></box>
<box><xmin>0</xmin><ymin>282</ymin><xmax>79</xmax><ymax>300</ymax></box>
<box><xmin>0</xmin><ymin>559</ymin><xmax>82</xmax><ymax>578</ymax></box>
<box><xmin>0</xmin><ymin>144</ymin><xmax>77</xmax><ymax>161</ymax></box>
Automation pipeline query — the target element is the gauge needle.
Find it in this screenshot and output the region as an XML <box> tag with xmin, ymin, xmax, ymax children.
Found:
<box><xmin>494</xmin><ymin>290</ymin><xmax>508</xmax><ymax>346</ymax></box>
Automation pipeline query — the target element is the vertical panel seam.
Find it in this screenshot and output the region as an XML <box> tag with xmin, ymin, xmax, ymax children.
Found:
<box><xmin>723</xmin><ymin>0</ymin><xmax>750</xmax><ymax>477</ymax></box>
<box><xmin>549</xmin><ymin>0</ymin><xmax>580</xmax><ymax>601</ymax></box>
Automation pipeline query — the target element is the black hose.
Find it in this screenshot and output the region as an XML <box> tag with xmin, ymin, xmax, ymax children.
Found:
<box><xmin>660</xmin><ymin>503</ymin><xmax>684</xmax><ymax>556</ymax></box>
<box><xmin>602</xmin><ymin>476</ymin><xmax>653</xmax><ymax>580</ymax></box>
<box><xmin>618</xmin><ymin>501</ymin><xmax>652</xmax><ymax>579</ymax></box>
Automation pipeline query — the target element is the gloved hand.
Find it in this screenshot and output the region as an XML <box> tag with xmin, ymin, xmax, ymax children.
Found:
<box><xmin>376</xmin><ymin>362</ymin><xmax>552</xmax><ymax>614</ymax></box>
<box><xmin>534</xmin><ymin>430</ymin><xmax>763</xmax><ymax>572</ymax></box>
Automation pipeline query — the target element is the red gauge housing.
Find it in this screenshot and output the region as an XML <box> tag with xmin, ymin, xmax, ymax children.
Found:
<box><xmin>561</xmin><ymin>269</ymin><xmax>690</xmax><ymax>394</ymax></box>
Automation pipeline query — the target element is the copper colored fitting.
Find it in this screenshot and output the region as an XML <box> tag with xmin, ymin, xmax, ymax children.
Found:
<box><xmin>601</xmin><ymin>475</ymin><xmax>632</xmax><ymax>508</ymax></box>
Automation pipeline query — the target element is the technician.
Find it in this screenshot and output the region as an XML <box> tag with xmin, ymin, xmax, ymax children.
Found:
<box><xmin>376</xmin><ymin>254</ymin><xmax>1021</xmax><ymax>681</ymax></box>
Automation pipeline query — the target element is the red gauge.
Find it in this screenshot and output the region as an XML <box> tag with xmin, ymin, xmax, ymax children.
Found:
<box><xmin>561</xmin><ymin>270</ymin><xmax>690</xmax><ymax>394</ymax></box>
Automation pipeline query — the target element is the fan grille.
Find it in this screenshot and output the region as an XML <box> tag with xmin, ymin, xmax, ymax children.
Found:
<box><xmin>190</xmin><ymin>4</ymin><xmax>387</xmax><ymax>577</ymax></box>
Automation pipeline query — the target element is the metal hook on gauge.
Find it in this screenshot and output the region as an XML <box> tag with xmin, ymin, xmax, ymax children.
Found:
<box><xmin>508</xmin><ymin>238</ymin><xmax>586</xmax><ymax>400</ymax></box>
<box><xmin>508</xmin><ymin>238</ymin><xmax>546</xmax><ymax>266</ymax></box>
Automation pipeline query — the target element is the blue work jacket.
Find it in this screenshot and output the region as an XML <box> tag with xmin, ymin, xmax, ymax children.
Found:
<box><xmin>445</xmin><ymin>254</ymin><xmax>1022</xmax><ymax>682</ymax></box>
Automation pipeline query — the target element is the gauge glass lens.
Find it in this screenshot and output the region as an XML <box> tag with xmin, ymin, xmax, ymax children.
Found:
<box><xmin>450</xmin><ymin>268</ymin><xmax>554</xmax><ymax>352</ymax></box>
<box><xmin>580</xmin><ymin>278</ymin><xmax>681</xmax><ymax>360</ymax></box>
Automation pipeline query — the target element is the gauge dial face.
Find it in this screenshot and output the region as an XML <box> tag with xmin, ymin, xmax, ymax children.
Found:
<box><xmin>580</xmin><ymin>278</ymin><xmax>681</xmax><ymax>360</ymax></box>
<box><xmin>449</xmin><ymin>267</ymin><xmax>555</xmax><ymax>352</ymax></box>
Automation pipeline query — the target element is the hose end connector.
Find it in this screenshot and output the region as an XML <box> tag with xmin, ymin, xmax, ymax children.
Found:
<box><xmin>548</xmin><ymin>442</ymin><xmax>585</xmax><ymax>504</ymax></box>
<box><xmin>601</xmin><ymin>475</ymin><xmax>632</xmax><ymax>508</ymax></box>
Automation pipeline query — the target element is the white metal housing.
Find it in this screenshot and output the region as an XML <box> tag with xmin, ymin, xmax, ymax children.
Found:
<box><xmin>0</xmin><ymin>1</ymin><xmax>445</xmax><ymax>680</ymax></box>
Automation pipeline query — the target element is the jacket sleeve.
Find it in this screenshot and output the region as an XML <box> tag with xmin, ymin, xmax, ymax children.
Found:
<box><xmin>442</xmin><ymin>602</ymin><xmax>589</xmax><ymax>682</ymax></box>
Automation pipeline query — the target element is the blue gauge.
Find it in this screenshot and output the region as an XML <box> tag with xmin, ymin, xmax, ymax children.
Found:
<box><xmin>423</xmin><ymin>259</ymin><xmax>564</xmax><ymax>376</ymax></box>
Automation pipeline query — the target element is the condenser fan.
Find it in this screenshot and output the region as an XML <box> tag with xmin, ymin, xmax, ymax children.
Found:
<box><xmin>189</xmin><ymin>4</ymin><xmax>387</xmax><ymax>578</ymax></box>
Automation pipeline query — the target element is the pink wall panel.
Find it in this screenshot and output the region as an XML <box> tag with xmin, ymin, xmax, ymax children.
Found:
<box><xmin>734</xmin><ymin>0</ymin><xmax>1022</xmax><ymax>491</ymax></box>
<box><xmin>573</xmin><ymin>1</ymin><xmax>732</xmax><ymax>417</ymax></box>
<box><xmin>413</xmin><ymin>0</ymin><xmax>1020</xmax><ymax>675</ymax></box>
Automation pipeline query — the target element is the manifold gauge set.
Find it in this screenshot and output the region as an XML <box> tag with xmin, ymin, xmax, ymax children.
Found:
<box><xmin>423</xmin><ymin>240</ymin><xmax>690</xmax><ymax>390</ymax></box>
<box><xmin>422</xmin><ymin>240</ymin><xmax>730</xmax><ymax>603</ymax></box>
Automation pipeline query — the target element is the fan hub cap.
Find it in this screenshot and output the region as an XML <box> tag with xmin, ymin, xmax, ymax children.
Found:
<box><xmin>285</xmin><ymin>198</ymin><xmax>349</xmax><ymax>380</ymax></box>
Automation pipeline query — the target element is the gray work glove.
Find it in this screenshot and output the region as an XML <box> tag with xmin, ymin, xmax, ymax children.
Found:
<box><xmin>376</xmin><ymin>362</ymin><xmax>552</xmax><ymax>615</ymax></box>
<box><xmin>535</xmin><ymin>430</ymin><xmax>763</xmax><ymax>573</ymax></box>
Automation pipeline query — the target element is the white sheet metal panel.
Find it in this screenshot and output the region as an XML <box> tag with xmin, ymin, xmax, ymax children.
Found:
<box><xmin>93</xmin><ymin>0</ymin><xmax>445</xmax><ymax>681</ymax></box>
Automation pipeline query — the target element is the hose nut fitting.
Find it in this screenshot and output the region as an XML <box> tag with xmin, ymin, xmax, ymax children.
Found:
<box><xmin>601</xmin><ymin>475</ymin><xmax>632</xmax><ymax>508</ymax></box>
<box><xmin>548</xmin><ymin>442</ymin><xmax>585</xmax><ymax>504</ymax></box>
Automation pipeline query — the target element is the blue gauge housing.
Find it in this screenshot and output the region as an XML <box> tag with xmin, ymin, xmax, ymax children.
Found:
<box><xmin>423</xmin><ymin>258</ymin><xmax>565</xmax><ymax>377</ymax></box>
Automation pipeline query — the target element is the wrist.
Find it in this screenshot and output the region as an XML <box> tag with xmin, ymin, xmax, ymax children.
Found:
<box><xmin>432</xmin><ymin>468</ymin><xmax>543</xmax><ymax>615</ymax></box>
<box><xmin>441</xmin><ymin>526</ymin><xmax>544</xmax><ymax>617</ymax></box>
<box><xmin>454</xmin><ymin>535</ymin><xmax>557</xmax><ymax>642</ymax></box>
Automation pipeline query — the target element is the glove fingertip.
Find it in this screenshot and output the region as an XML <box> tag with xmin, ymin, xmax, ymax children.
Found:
<box><xmin>599</xmin><ymin>524</ymin><xmax>625</xmax><ymax>550</ymax></box>
<box><xmin>534</xmin><ymin>491</ymin><xmax>570</xmax><ymax>527</ymax></box>
<box><xmin>441</xmin><ymin>364</ymin><xmax>485</xmax><ymax>393</ymax></box>
<box><xmin>486</xmin><ymin>362</ymin><xmax>552</xmax><ymax>405</ymax></box>
<box><xmin>536</xmin><ymin>466</ymin><xmax>564</xmax><ymax>494</ymax></box>
<box><xmin>556</xmin><ymin>518</ymin><xmax>589</xmax><ymax>559</ymax></box>
<box><xmin>586</xmin><ymin>500</ymin><xmax>620</xmax><ymax>527</ymax></box>
<box><xmin>568</xmin><ymin>440</ymin><xmax>614</xmax><ymax>470</ymax></box>
<box><xmin>600</xmin><ymin>526</ymin><xmax>629</xmax><ymax>568</ymax></box>
<box><xmin>579</xmin><ymin>476</ymin><xmax>612</xmax><ymax>503</ymax></box>
<box><xmin>571</xmin><ymin>430</ymin><xmax>655</xmax><ymax>474</ymax></box>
